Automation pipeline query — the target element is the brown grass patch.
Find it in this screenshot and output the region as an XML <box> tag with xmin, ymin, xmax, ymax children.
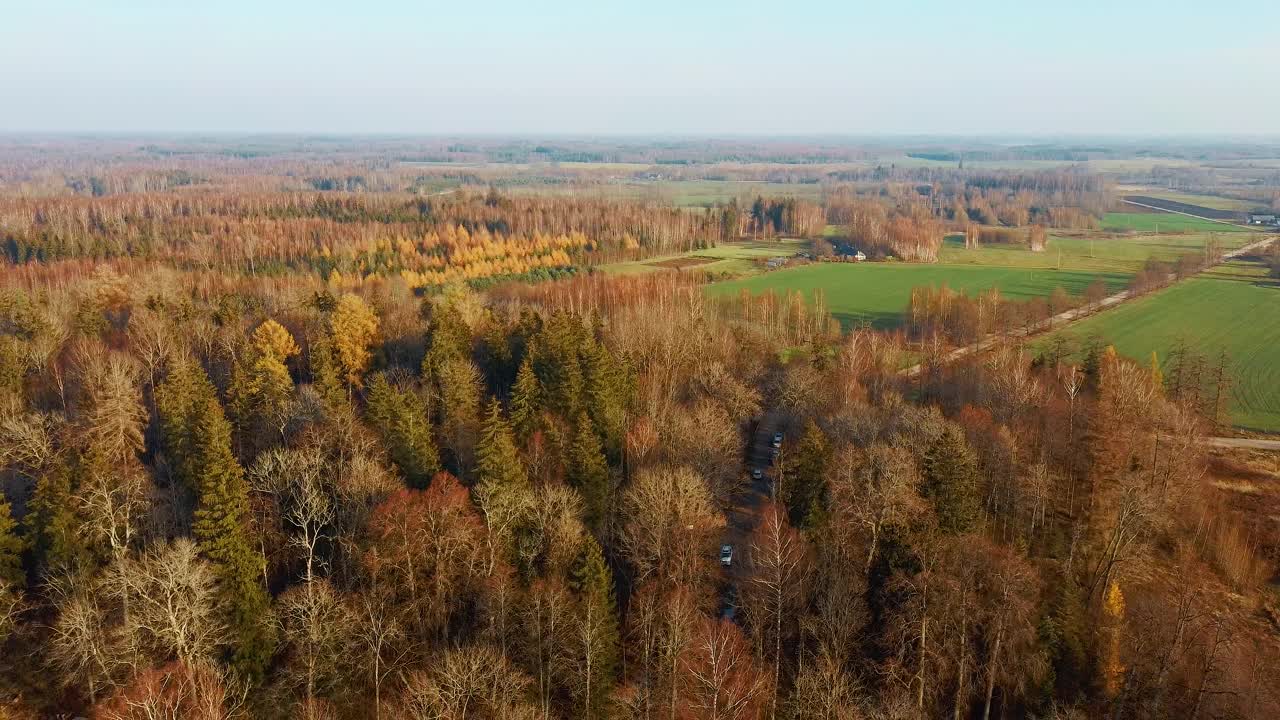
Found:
<box><xmin>647</xmin><ymin>256</ymin><xmax>717</xmax><ymax>270</ymax></box>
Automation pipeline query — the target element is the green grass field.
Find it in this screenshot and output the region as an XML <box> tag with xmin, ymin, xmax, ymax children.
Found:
<box><xmin>1037</xmin><ymin>260</ymin><xmax>1280</xmax><ymax>432</ymax></box>
<box><xmin>705</xmin><ymin>262</ymin><xmax>1129</xmax><ymax>329</ymax></box>
<box><xmin>1102</xmin><ymin>212</ymin><xmax>1249</xmax><ymax>233</ymax></box>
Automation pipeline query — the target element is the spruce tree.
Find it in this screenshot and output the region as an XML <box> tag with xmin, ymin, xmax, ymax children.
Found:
<box><xmin>582</xmin><ymin>336</ymin><xmax>627</xmax><ymax>462</ymax></box>
<box><xmin>476</xmin><ymin>399</ymin><xmax>527</xmax><ymax>490</ymax></box>
<box><xmin>308</xmin><ymin>335</ymin><xmax>349</xmax><ymax>411</ymax></box>
<box><xmin>25</xmin><ymin>459</ymin><xmax>89</xmax><ymax>573</ymax></box>
<box><xmin>0</xmin><ymin>496</ymin><xmax>25</xmax><ymax>586</ymax></box>
<box><xmin>922</xmin><ymin>425</ymin><xmax>981</xmax><ymax>533</ymax></box>
<box><xmin>534</xmin><ymin>311</ymin><xmax>584</xmax><ymax>420</ymax></box>
<box><xmin>366</xmin><ymin>374</ymin><xmax>441</xmax><ymax>489</ymax></box>
<box><xmin>190</xmin><ymin>395</ymin><xmax>276</xmax><ymax>683</ymax></box>
<box><xmin>783</xmin><ymin>421</ymin><xmax>830</xmax><ymax>528</ymax></box>
<box><xmin>509</xmin><ymin>355</ymin><xmax>542</xmax><ymax>444</ymax></box>
<box><xmin>568</xmin><ymin>412</ymin><xmax>610</xmax><ymax>533</ymax></box>
<box><xmin>569</xmin><ymin>537</ymin><xmax>619</xmax><ymax>718</ymax></box>
<box><xmin>156</xmin><ymin>355</ymin><xmax>217</xmax><ymax>492</ymax></box>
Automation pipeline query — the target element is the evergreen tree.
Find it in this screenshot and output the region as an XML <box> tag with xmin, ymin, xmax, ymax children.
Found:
<box><xmin>423</xmin><ymin>299</ymin><xmax>471</xmax><ymax>367</ymax></box>
<box><xmin>0</xmin><ymin>496</ymin><xmax>26</xmax><ymax>586</ymax></box>
<box><xmin>228</xmin><ymin>319</ymin><xmax>299</xmax><ymax>448</ymax></box>
<box><xmin>568</xmin><ymin>412</ymin><xmax>610</xmax><ymax>533</ymax></box>
<box><xmin>190</xmin><ymin>394</ymin><xmax>276</xmax><ymax>682</ymax></box>
<box><xmin>509</xmin><ymin>354</ymin><xmax>542</xmax><ymax>444</ymax></box>
<box><xmin>308</xmin><ymin>334</ymin><xmax>349</xmax><ymax>411</ymax></box>
<box><xmin>365</xmin><ymin>373</ymin><xmax>441</xmax><ymax>489</ymax></box>
<box><xmin>922</xmin><ymin>425</ymin><xmax>981</xmax><ymax>533</ymax></box>
<box><xmin>569</xmin><ymin>537</ymin><xmax>619</xmax><ymax>719</ymax></box>
<box><xmin>476</xmin><ymin>398</ymin><xmax>526</xmax><ymax>491</ymax></box>
<box><xmin>534</xmin><ymin>311</ymin><xmax>585</xmax><ymax>420</ymax></box>
<box><xmin>783</xmin><ymin>421</ymin><xmax>830</xmax><ymax>528</ymax></box>
<box><xmin>156</xmin><ymin>355</ymin><xmax>217</xmax><ymax>492</ymax></box>
<box><xmin>1042</xmin><ymin>575</ymin><xmax>1089</xmax><ymax>703</ymax></box>
<box><xmin>25</xmin><ymin>459</ymin><xmax>90</xmax><ymax>573</ymax></box>
<box><xmin>582</xmin><ymin>336</ymin><xmax>628</xmax><ymax>463</ymax></box>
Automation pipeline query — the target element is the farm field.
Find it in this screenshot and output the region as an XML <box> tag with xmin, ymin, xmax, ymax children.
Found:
<box><xmin>1037</xmin><ymin>260</ymin><xmax>1280</xmax><ymax>432</ymax></box>
<box><xmin>1127</xmin><ymin>189</ymin><xmax>1254</xmax><ymax>212</ymax></box>
<box><xmin>681</xmin><ymin>227</ymin><xmax>1249</xmax><ymax>329</ymax></box>
<box><xmin>705</xmin><ymin>262</ymin><xmax>1128</xmax><ymax>329</ymax></box>
<box><xmin>938</xmin><ymin>231</ymin><xmax>1254</xmax><ymax>274</ymax></box>
<box><xmin>1102</xmin><ymin>211</ymin><xmax>1250</xmax><ymax>233</ymax></box>
<box><xmin>506</xmin><ymin>179</ymin><xmax>826</xmax><ymax>207</ymax></box>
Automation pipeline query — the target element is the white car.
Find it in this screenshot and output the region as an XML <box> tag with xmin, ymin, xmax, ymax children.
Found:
<box><xmin>720</xmin><ymin>544</ymin><xmax>734</xmax><ymax>567</ymax></box>
<box><xmin>751</xmin><ymin>468</ymin><xmax>764</xmax><ymax>481</ymax></box>
<box><xmin>771</xmin><ymin>432</ymin><xmax>783</xmax><ymax>448</ymax></box>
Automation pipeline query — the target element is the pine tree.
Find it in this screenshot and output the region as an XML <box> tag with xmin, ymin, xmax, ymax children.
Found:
<box><xmin>0</xmin><ymin>496</ymin><xmax>25</xmax><ymax>586</ymax></box>
<box><xmin>476</xmin><ymin>399</ymin><xmax>526</xmax><ymax>491</ymax></box>
<box><xmin>509</xmin><ymin>355</ymin><xmax>542</xmax><ymax>444</ymax></box>
<box><xmin>569</xmin><ymin>537</ymin><xmax>619</xmax><ymax>719</ymax></box>
<box><xmin>190</xmin><ymin>395</ymin><xmax>276</xmax><ymax>683</ymax></box>
<box><xmin>568</xmin><ymin>412</ymin><xmax>610</xmax><ymax>533</ymax></box>
<box><xmin>365</xmin><ymin>374</ymin><xmax>441</xmax><ymax>489</ymax></box>
<box><xmin>922</xmin><ymin>425</ymin><xmax>981</xmax><ymax>533</ymax></box>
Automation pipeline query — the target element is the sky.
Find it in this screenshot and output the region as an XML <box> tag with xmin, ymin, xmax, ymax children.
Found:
<box><xmin>2</xmin><ymin>0</ymin><xmax>1278</xmax><ymax>135</ymax></box>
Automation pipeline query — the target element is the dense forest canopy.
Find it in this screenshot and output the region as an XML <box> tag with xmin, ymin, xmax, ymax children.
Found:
<box><xmin>1</xmin><ymin>136</ymin><xmax>1278</xmax><ymax>720</ymax></box>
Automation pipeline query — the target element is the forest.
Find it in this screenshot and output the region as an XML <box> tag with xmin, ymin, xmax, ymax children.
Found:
<box><xmin>1</xmin><ymin>137</ymin><xmax>1279</xmax><ymax>720</ymax></box>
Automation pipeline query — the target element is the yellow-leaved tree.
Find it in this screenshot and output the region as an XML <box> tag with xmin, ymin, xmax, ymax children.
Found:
<box><xmin>330</xmin><ymin>293</ymin><xmax>380</xmax><ymax>388</ymax></box>
<box><xmin>1102</xmin><ymin>579</ymin><xmax>1125</xmax><ymax>699</ymax></box>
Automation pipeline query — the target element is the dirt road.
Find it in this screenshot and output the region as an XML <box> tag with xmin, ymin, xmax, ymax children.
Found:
<box><xmin>1204</xmin><ymin>437</ymin><xmax>1280</xmax><ymax>451</ymax></box>
<box><xmin>719</xmin><ymin>413</ymin><xmax>783</xmax><ymax>618</ymax></box>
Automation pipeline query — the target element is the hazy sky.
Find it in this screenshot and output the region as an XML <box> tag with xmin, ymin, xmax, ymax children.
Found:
<box><xmin>3</xmin><ymin>0</ymin><xmax>1278</xmax><ymax>135</ymax></box>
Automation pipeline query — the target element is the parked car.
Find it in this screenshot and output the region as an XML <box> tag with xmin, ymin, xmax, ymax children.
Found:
<box><xmin>720</xmin><ymin>544</ymin><xmax>734</xmax><ymax>567</ymax></box>
<box><xmin>751</xmin><ymin>468</ymin><xmax>764</xmax><ymax>481</ymax></box>
<box><xmin>771</xmin><ymin>447</ymin><xmax>780</xmax><ymax>461</ymax></box>
<box><xmin>772</xmin><ymin>432</ymin><xmax>783</xmax><ymax>448</ymax></box>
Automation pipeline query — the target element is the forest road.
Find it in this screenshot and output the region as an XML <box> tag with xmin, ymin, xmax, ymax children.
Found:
<box><xmin>1204</xmin><ymin>437</ymin><xmax>1280</xmax><ymax>451</ymax></box>
<box><xmin>719</xmin><ymin>412</ymin><xmax>784</xmax><ymax>618</ymax></box>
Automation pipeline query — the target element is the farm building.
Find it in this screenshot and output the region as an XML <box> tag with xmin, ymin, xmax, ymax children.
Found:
<box><xmin>1247</xmin><ymin>213</ymin><xmax>1278</xmax><ymax>226</ymax></box>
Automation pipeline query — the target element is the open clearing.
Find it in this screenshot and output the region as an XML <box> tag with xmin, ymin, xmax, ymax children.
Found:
<box><xmin>598</xmin><ymin>239</ymin><xmax>806</xmax><ymax>276</ymax></box>
<box><xmin>1038</xmin><ymin>260</ymin><xmax>1280</xmax><ymax>432</ymax></box>
<box><xmin>705</xmin><ymin>262</ymin><xmax>1128</xmax><ymax>329</ymax></box>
